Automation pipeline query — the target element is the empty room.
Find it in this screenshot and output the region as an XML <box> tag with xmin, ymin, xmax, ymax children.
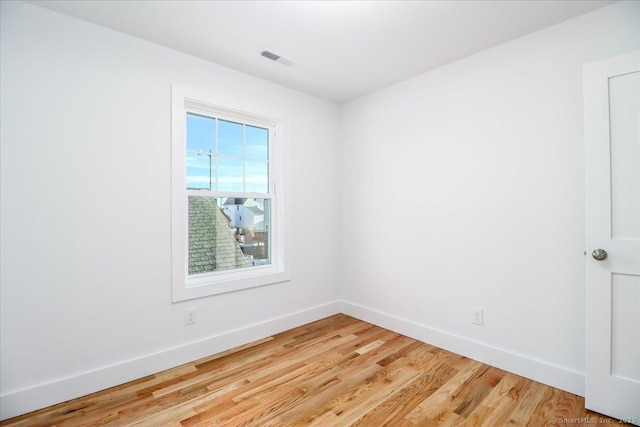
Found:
<box><xmin>1</xmin><ymin>0</ymin><xmax>639</xmax><ymax>425</ymax></box>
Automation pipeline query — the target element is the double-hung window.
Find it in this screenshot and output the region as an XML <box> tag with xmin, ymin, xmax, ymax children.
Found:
<box><xmin>171</xmin><ymin>85</ymin><xmax>288</xmax><ymax>301</ymax></box>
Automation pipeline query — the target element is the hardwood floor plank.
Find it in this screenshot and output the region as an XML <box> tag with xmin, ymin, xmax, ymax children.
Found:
<box><xmin>376</xmin><ymin>340</ymin><xmax>427</xmax><ymax>367</ymax></box>
<box><xmin>294</xmin><ymin>340</ymin><xmax>440</xmax><ymax>425</ymax></box>
<box><xmin>462</xmin><ymin>403</ymin><xmax>496</xmax><ymax>426</ymax></box>
<box><xmin>346</xmin><ymin>351</ymin><xmax>459</xmax><ymax>426</ymax></box>
<box><xmin>480</xmin><ymin>372</ymin><xmax>529</xmax><ymax>409</ymax></box>
<box><xmin>478</xmin><ymin>395</ymin><xmax>520</xmax><ymax>427</ymax></box>
<box><xmin>1</xmin><ymin>314</ymin><xmax>630</xmax><ymax>427</ymax></box>
<box><xmin>505</xmin><ymin>381</ymin><xmax>548</xmax><ymax>426</ymax></box>
<box><xmin>437</xmin><ymin>411</ymin><xmax>466</xmax><ymax>426</ymax></box>
<box><xmin>317</xmin><ymin>357</ymin><xmax>427</xmax><ymax>426</ymax></box>
<box><xmin>405</xmin><ymin>359</ymin><xmax>483</xmax><ymax>423</ymax></box>
<box><xmin>258</xmin><ymin>363</ymin><xmax>384</xmax><ymax>426</ymax></box>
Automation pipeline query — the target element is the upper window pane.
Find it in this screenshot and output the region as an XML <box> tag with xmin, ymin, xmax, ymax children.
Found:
<box><xmin>245</xmin><ymin>161</ymin><xmax>269</xmax><ymax>193</ymax></box>
<box><xmin>185</xmin><ymin>112</ymin><xmax>270</xmax><ymax>194</ymax></box>
<box><xmin>218</xmin><ymin>119</ymin><xmax>243</xmax><ymax>157</ymax></box>
<box><xmin>217</xmin><ymin>157</ymin><xmax>244</xmax><ymax>192</ymax></box>
<box><xmin>245</xmin><ymin>125</ymin><xmax>269</xmax><ymax>160</ymax></box>
<box><xmin>186</xmin><ymin>152</ymin><xmax>213</xmax><ymax>190</ymax></box>
<box><xmin>186</xmin><ymin>113</ymin><xmax>215</xmax><ymax>153</ymax></box>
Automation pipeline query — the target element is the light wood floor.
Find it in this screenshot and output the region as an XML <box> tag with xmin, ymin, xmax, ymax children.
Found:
<box><xmin>1</xmin><ymin>314</ymin><xmax>629</xmax><ymax>426</ymax></box>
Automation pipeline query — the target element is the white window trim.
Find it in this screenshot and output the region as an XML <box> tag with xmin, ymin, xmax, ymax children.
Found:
<box><xmin>171</xmin><ymin>84</ymin><xmax>290</xmax><ymax>302</ymax></box>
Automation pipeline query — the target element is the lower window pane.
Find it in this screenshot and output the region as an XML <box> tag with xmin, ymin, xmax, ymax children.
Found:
<box><xmin>188</xmin><ymin>196</ymin><xmax>270</xmax><ymax>275</ymax></box>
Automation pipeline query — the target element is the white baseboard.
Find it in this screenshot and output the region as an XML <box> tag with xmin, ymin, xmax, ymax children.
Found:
<box><xmin>338</xmin><ymin>301</ymin><xmax>585</xmax><ymax>397</ymax></box>
<box><xmin>0</xmin><ymin>301</ymin><xmax>342</xmax><ymax>421</ymax></box>
<box><xmin>1</xmin><ymin>300</ymin><xmax>585</xmax><ymax>421</ymax></box>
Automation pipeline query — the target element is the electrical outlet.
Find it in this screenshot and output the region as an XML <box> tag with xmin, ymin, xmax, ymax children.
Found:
<box><xmin>185</xmin><ymin>308</ymin><xmax>196</xmax><ymax>325</ymax></box>
<box><xmin>472</xmin><ymin>308</ymin><xmax>484</xmax><ymax>326</ymax></box>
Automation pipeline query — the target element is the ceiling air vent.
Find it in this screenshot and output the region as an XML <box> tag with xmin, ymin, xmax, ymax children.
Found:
<box><xmin>261</xmin><ymin>50</ymin><xmax>295</xmax><ymax>67</ymax></box>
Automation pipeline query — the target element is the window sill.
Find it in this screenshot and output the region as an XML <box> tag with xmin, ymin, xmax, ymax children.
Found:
<box><xmin>172</xmin><ymin>268</ymin><xmax>291</xmax><ymax>302</ymax></box>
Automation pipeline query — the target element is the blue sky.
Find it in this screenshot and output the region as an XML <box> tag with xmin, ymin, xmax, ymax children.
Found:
<box><xmin>186</xmin><ymin>113</ymin><xmax>269</xmax><ymax>192</ymax></box>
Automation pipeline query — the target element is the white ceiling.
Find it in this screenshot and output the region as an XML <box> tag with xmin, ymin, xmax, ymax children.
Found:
<box><xmin>29</xmin><ymin>0</ymin><xmax>615</xmax><ymax>104</ymax></box>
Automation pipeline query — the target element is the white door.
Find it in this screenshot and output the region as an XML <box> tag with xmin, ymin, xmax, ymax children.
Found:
<box><xmin>584</xmin><ymin>50</ymin><xmax>640</xmax><ymax>425</ymax></box>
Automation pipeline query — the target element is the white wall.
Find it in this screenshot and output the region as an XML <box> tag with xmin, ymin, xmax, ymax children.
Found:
<box><xmin>339</xmin><ymin>0</ymin><xmax>639</xmax><ymax>396</ymax></box>
<box><xmin>2</xmin><ymin>0</ymin><xmax>639</xmax><ymax>420</ymax></box>
<box><xmin>0</xmin><ymin>1</ymin><xmax>341</xmax><ymax>419</ymax></box>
